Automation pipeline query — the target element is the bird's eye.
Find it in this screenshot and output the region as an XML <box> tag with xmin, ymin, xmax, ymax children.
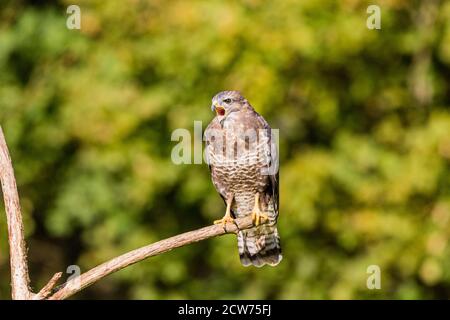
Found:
<box><xmin>223</xmin><ymin>98</ymin><xmax>232</xmax><ymax>104</ymax></box>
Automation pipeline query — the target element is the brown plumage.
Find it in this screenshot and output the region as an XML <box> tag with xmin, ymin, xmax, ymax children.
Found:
<box><xmin>204</xmin><ymin>91</ymin><xmax>281</xmax><ymax>267</ymax></box>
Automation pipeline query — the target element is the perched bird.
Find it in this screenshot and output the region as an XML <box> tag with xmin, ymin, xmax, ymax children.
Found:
<box><xmin>204</xmin><ymin>91</ymin><xmax>281</xmax><ymax>267</ymax></box>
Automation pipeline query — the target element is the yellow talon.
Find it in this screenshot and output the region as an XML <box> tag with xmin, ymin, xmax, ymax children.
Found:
<box><xmin>214</xmin><ymin>215</ymin><xmax>235</xmax><ymax>225</ymax></box>
<box><xmin>251</xmin><ymin>210</ymin><xmax>268</xmax><ymax>226</ymax></box>
<box><xmin>251</xmin><ymin>193</ymin><xmax>269</xmax><ymax>226</ymax></box>
<box><xmin>214</xmin><ymin>195</ymin><xmax>234</xmax><ymax>225</ymax></box>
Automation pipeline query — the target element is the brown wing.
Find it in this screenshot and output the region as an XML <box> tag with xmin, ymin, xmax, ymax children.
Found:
<box><xmin>252</xmin><ymin>109</ymin><xmax>279</xmax><ymax>218</ymax></box>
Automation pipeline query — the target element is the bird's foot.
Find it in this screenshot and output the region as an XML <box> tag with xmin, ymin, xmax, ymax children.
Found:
<box><xmin>251</xmin><ymin>209</ymin><xmax>268</xmax><ymax>226</ymax></box>
<box><xmin>214</xmin><ymin>215</ymin><xmax>235</xmax><ymax>226</ymax></box>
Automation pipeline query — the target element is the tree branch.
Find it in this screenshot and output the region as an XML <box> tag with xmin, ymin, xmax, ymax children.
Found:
<box><xmin>33</xmin><ymin>272</ymin><xmax>63</xmax><ymax>300</ymax></box>
<box><xmin>49</xmin><ymin>218</ymin><xmax>254</xmax><ymax>299</ymax></box>
<box><xmin>0</xmin><ymin>127</ymin><xmax>32</xmax><ymax>300</ymax></box>
<box><xmin>0</xmin><ymin>125</ymin><xmax>259</xmax><ymax>300</ymax></box>
<box><xmin>49</xmin><ymin>217</ymin><xmax>254</xmax><ymax>300</ymax></box>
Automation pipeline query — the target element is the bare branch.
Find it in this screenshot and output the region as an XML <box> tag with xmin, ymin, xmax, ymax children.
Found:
<box><xmin>0</xmin><ymin>126</ymin><xmax>32</xmax><ymax>300</ymax></box>
<box><xmin>0</xmin><ymin>125</ymin><xmax>260</xmax><ymax>300</ymax></box>
<box><xmin>49</xmin><ymin>217</ymin><xmax>255</xmax><ymax>300</ymax></box>
<box><xmin>33</xmin><ymin>272</ymin><xmax>63</xmax><ymax>300</ymax></box>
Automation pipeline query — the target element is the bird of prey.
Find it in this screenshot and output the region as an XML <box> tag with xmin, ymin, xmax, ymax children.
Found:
<box><xmin>204</xmin><ymin>91</ymin><xmax>281</xmax><ymax>267</ymax></box>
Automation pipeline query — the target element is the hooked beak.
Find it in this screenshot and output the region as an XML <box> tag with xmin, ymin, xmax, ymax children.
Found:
<box><xmin>212</xmin><ymin>102</ymin><xmax>226</xmax><ymax>116</ymax></box>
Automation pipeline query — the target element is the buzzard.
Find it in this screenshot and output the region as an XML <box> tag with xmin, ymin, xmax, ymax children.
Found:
<box><xmin>204</xmin><ymin>91</ymin><xmax>281</xmax><ymax>267</ymax></box>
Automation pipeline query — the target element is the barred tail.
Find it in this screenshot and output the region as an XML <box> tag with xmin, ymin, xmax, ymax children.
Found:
<box><xmin>237</xmin><ymin>225</ymin><xmax>282</xmax><ymax>267</ymax></box>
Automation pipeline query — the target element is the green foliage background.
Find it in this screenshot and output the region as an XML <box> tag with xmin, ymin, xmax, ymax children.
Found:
<box><xmin>0</xmin><ymin>0</ymin><xmax>450</xmax><ymax>299</ymax></box>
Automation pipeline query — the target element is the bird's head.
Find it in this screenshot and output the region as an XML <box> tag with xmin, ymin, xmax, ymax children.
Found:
<box><xmin>211</xmin><ymin>91</ymin><xmax>246</xmax><ymax>120</ymax></box>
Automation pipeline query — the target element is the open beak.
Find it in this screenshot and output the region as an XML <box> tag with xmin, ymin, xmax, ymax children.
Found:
<box><xmin>212</xmin><ymin>103</ymin><xmax>226</xmax><ymax>116</ymax></box>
